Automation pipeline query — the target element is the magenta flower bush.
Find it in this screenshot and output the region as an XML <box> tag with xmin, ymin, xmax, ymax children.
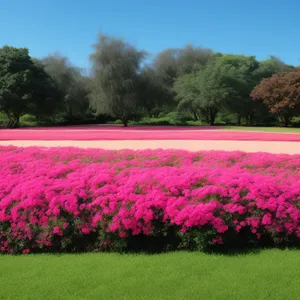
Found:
<box><xmin>1</xmin><ymin>146</ymin><xmax>300</xmax><ymax>254</ymax></box>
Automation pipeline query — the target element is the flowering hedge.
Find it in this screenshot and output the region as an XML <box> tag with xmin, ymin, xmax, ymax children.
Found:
<box><xmin>1</xmin><ymin>146</ymin><xmax>300</xmax><ymax>254</ymax></box>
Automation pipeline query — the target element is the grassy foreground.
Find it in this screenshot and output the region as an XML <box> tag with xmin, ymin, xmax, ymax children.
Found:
<box><xmin>0</xmin><ymin>250</ymin><xmax>299</xmax><ymax>300</ymax></box>
<box><xmin>226</xmin><ymin>126</ymin><xmax>300</xmax><ymax>133</ymax></box>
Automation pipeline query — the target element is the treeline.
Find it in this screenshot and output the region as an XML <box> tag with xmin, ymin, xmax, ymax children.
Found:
<box><xmin>1</xmin><ymin>33</ymin><xmax>300</xmax><ymax>128</ymax></box>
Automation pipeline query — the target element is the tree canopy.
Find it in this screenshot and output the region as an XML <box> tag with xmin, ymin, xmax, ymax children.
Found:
<box><xmin>0</xmin><ymin>33</ymin><xmax>298</xmax><ymax>128</ymax></box>
<box><xmin>90</xmin><ymin>34</ymin><xmax>146</xmax><ymax>126</ymax></box>
<box><xmin>251</xmin><ymin>71</ymin><xmax>300</xmax><ymax>126</ymax></box>
<box><xmin>42</xmin><ymin>53</ymin><xmax>89</xmax><ymax>122</ymax></box>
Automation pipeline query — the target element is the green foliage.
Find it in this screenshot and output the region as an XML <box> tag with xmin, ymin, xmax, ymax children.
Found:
<box><xmin>186</xmin><ymin>120</ymin><xmax>203</xmax><ymax>126</ymax></box>
<box><xmin>291</xmin><ymin>116</ymin><xmax>300</xmax><ymax>126</ymax></box>
<box><xmin>173</xmin><ymin>54</ymin><xmax>293</xmax><ymax>126</ymax></box>
<box><xmin>0</xmin><ymin>111</ymin><xmax>8</xmax><ymax>127</ymax></box>
<box><xmin>138</xmin><ymin>66</ymin><xmax>169</xmax><ymax>115</ymax></box>
<box><xmin>212</xmin><ymin>54</ymin><xmax>259</xmax><ymax>122</ymax></box>
<box><xmin>27</xmin><ymin>58</ymin><xmax>61</xmax><ymax>122</ymax></box>
<box><xmin>173</xmin><ymin>73</ymin><xmax>203</xmax><ymax>121</ymax></box>
<box><xmin>215</xmin><ymin>111</ymin><xmax>237</xmax><ymax>125</ymax></box>
<box><xmin>254</xmin><ymin>56</ymin><xmax>295</xmax><ymax>80</ymax></box>
<box><xmin>133</xmin><ymin>117</ymin><xmax>174</xmax><ymax>126</ymax></box>
<box><xmin>0</xmin><ymin>35</ymin><xmax>299</xmax><ymax>128</ymax></box>
<box><xmin>90</xmin><ymin>34</ymin><xmax>146</xmax><ymax>126</ymax></box>
<box><xmin>0</xmin><ymin>46</ymin><xmax>33</xmax><ymax>127</ymax></box>
<box><xmin>0</xmin><ymin>46</ymin><xmax>64</xmax><ymax>128</ymax></box>
<box><xmin>19</xmin><ymin>114</ymin><xmax>37</xmax><ymax>126</ymax></box>
<box><xmin>154</xmin><ymin>45</ymin><xmax>212</xmax><ymax>83</ymax></box>
<box><xmin>131</xmin><ymin>112</ymin><xmax>197</xmax><ymax>126</ymax></box>
<box><xmin>42</xmin><ymin>53</ymin><xmax>89</xmax><ymax>122</ymax></box>
<box><xmin>173</xmin><ymin>64</ymin><xmax>221</xmax><ymax>125</ymax></box>
<box><xmin>153</xmin><ymin>46</ymin><xmax>212</xmax><ymax>112</ymax></box>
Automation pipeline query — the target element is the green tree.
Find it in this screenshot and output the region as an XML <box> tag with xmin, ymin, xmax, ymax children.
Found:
<box><xmin>153</xmin><ymin>45</ymin><xmax>212</xmax><ymax>111</ymax></box>
<box><xmin>154</xmin><ymin>45</ymin><xmax>212</xmax><ymax>83</ymax></box>
<box><xmin>0</xmin><ymin>46</ymin><xmax>33</xmax><ymax>127</ymax></box>
<box><xmin>177</xmin><ymin>45</ymin><xmax>212</xmax><ymax>75</ymax></box>
<box><xmin>138</xmin><ymin>66</ymin><xmax>169</xmax><ymax>117</ymax></box>
<box><xmin>174</xmin><ymin>54</ymin><xmax>261</xmax><ymax>125</ymax></box>
<box><xmin>173</xmin><ymin>73</ymin><xmax>203</xmax><ymax>121</ymax></box>
<box><xmin>90</xmin><ymin>34</ymin><xmax>146</xmax><ymax>126</ymax></box>
<box><xmin>197</xmin><ymin>63</ymin><xmax>227</xmax><ymax>125</ymax></box>
<box><xmin>212</xmin><ymin>54</ymin><xmax>260</xmax><ymax>125</ymax></box>
<box><xmin>42</xmin><ymin>53</ymin><xmax>89</xmax><ymax>122</ymax></box>
<box><xmin>27</xmin><ymin>59</ymin><xmax>61</xmax><ymax>122</ymax></box>
<box><xmin>254</xmin><ymin>56</ymin><xmax>295</xmax><ymax>80</ymax></box>
<box><xmin>173</xmin><ymin>66</ymin><xmax>221</xmax><ymax>125</ymax></box>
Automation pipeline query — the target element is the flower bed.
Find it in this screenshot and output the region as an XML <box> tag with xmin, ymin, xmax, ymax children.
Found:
<box><xmin>2</xmin><ymin>126</ymin><xmax>300</xmax><ymax>141</ymax></box>
<box><xmin>1</xmin><ymin>146</ymin><xmax>300</xmax><ymax>254</ymax></box>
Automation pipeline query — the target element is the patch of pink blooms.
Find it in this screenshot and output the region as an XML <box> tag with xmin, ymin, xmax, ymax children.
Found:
<box><xmin>1</xmin><ymin>146</ymin><xmax>300</xmax><ymax>253</ymax></box>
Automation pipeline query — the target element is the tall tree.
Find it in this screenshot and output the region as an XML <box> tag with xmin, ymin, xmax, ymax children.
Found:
<box><xmin>138</xmin><ymin>66</ymin><xmax>169</xmax><ymax>116</ymax></box>
<box><xmin>0</xmin><ymin>46</ymin><xmax>33</xmax><ymax>127</ymax></box>
<box><xmin>177</xmin><ymin>45</ymin><xmax>212</xmax><ymax>75</ymax></box>
<box><xmin>0</xmin><ymin>46</ymin><xmax>59</xmax><ymax>127</ymax></box>
<box><xmin>251</xmin><ymin>71</ymin><xmax>300</xmax><ymax>126</ymax></box>
<box><xmin>27</xmin><ymin>58</ymin><xmax>61</xmax><ymax>122</ymax></box>
<box><xmin>173</xmin><ymin>65</ymin><xmax>222</xmax><ymax>125</ymax></box>
<box><xmin>212</xmin><ymin>54</ymin><xmax>260</xmax><ymax>125</ymax></box>
<box><xmin>196</xmin><ymin>62</ymin><xmax>228</xmax><ymax>125</ymax></box>
<box><xmin>42</xmin><ymin>53</ymin><xmax>89</xmax><ymax>122</ymax></box>
<box><xmin>153</xmin><ymin>45</ymin><xmax>212</xmax><ymax>83</ymax></box>
<box><xmin>174</xmin><ymin>54</ymin><xmax>261</xmax><ymax>125</ymax></box>
<box><xmin>254</xmin><ymin>56</ymin><xmax>295</xmax><ymax>80</ymax></box>
<box><xmin>153</xmin><ymin>48</ymin><xmax>180</xmax><ymax>88</ymax></box>
<box><xmin>173</xmin><ymin>73</ymin><xmax>203</xmax><ymax>121</ymax></box>
<box><xmin>90</xmin><ymin>34</ymin><xmax>146</xmax><ymax>126</ymax></box>
<box><xmin>153</xmin><ymin>45</ymin><xmax>212</xmax><ymax>109</ymax></box>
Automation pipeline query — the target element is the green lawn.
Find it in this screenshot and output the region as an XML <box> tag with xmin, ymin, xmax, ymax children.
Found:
<box><xmin>0</xmin><ymin>250</ymin><xmax>299</xmax><ymax>300</ymax></box>
<box><xmin>226</xmin><ymin>126</ymin><xmax>300</xmax><ymax>133</ymax></box>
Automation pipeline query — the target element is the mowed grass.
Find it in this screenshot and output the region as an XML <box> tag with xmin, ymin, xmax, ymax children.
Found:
<box><xmin>0</xmin><ymin>250</ymin><xmax>299</xmax><ymax>300</ymax></box>
<box><xmin>226</xmin><ymin>126</ymin><xmax>300</xmax><ymax>133</ymax></box>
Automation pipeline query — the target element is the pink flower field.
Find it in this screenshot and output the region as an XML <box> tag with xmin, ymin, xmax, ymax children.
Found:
<box><xmin>2</xmin><ymin>125</ymin><xmax>300</xmax><ymax>141</ymax></box>
<box><xmin>1</xmin><ymin>146</ymin><xmax>300</xmax><ymax>253</ymax></box>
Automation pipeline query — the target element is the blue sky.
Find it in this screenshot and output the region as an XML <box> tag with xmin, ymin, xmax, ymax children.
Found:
<box><xmin>1</xmin><ymin>0</ymin><xmax>300</xmax><ymax>70</ymax></box>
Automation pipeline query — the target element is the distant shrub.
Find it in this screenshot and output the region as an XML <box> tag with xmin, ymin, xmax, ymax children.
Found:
<box><xmin>0</xmin><ymin>112</ymin><xmax>8</xmax><ymax>127</ymax></box>
<box><xmin>135</xmin><ymin>117</ymin><xmax>172</xmax><ymax>126</ymax></box>
<box><xmin>96</xmin><ymin>114</ymin><xmax>115</xmax><ymax>124</ymax></box>
<box><xmin>291</xmin><ymin>117</ymin><xmax>300</xmax><ymax>127</ymax></box>
<box><xmin>132</xmin><ymin>112</ymin><xmax>195</xmax><ymax>126</ymax></box>
<box><xmin>215</xmin><ymin>111</ymin><xmax>236</xmax><ymax>125</ymax></box>
<box><xmin>186</xmin><ymin>120</ymin><xmax>203</xmax><ymax>126</ymax></box>
<box><xmin>20</xmin><ymin>114</ymin><xmax>37</xmax><ymax>126</ymax></box>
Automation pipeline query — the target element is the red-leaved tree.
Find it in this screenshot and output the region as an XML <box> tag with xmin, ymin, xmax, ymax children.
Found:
<box><xmin>251</xmin><ymin>72</ymin><xmax>300</xmax><ymax>126</ymax></box>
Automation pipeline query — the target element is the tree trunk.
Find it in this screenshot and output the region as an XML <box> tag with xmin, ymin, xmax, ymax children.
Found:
<box><xmin>204</xmin><ymin>114</ymin><xmax>210</xmax><ymax>124</ymax></box>
<box><xmin>283</xmin><ymin>114</ymin><xmax>289</xmax><ymax>127</ymax></box>
<box><xmin>245</xmin><ymin>116</ymin><xmax>249</xmax><ymax>126</ymax></box>
<box><xmin>192</xmin><ymin>110</ymin><xmax>199</xmax><ymax>121</ymax></box>
<box><xmin>249</xmin><ymin>112</ymin><xmax>254</xmax><ymax>126</ymax></box>
<box><xmin>13</xmin><ymin>114</ymin><xmax>20</xmax><ymax>128</ymax></box>
<box><xmin>237</xmin><ymin>115</ymin><xmax>241</xmax><ymax>126</ymax></box>
<box><xmin>123</xmin><ymin>119</ymin><xmax>128</xmax><ymax>127</ymax></box>
<box><xmin>51</xmin><ymin>115</ymin><xmax>56</xmax><ymax>124</ymax></box>
<box><xmin>209</xmin><ymin>109</ymin><xmax>216</xmax><ymax>126</ymax></box>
